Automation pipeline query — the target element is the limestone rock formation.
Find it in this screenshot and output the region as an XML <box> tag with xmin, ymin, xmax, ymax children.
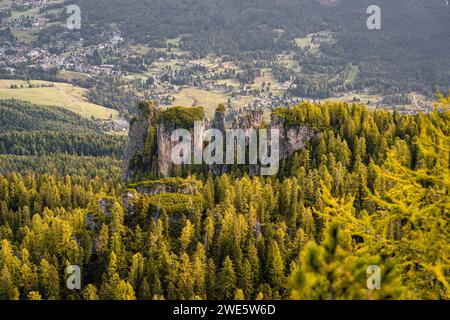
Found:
<box><xmin>156</xmin><ymin>120</ymin><xmax>175</xmax><ymax>178</ymax></box>
<box><xmin>122</xmin><ymin>103</ymin><xmax>318</xmax><ymax>183</ymax></box>
<box><xmin>122</xmin><ymin>101</ymin><xmax>157</xmax><ymax>182</ymax></box>
<box><xmin>269</xmin><ymin>114</ymin><xmax>317</xmax><ymax>159</ymax></box>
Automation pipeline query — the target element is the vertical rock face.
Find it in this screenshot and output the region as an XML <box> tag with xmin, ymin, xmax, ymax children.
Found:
<box><xmin>156</xmin><ymin>107</ymin><xmax>207</xmax><ymax>178</ymax></box>
<box><xmin>193</xmin><ymin>121</ymin><xmax>205</xmax><ymax>162</ymax></box>
<box><xmin>158</xmin><ymin>122</ymin><xmax>209</xmax><ymax>178</ymax></box>
<box><xmin>232</xmin><ymin>110</ymin><xmax>264</xmax><ymax>129</ymax></box>
<box><xmin>123</xmin><ymin>105</ymin><xmax>318</xmax><ymax>182</ymax></box>
<box><xmin>122</xmin><ymin>120</ymin><xmax>145</xmax><ymax>181</ymax></box>
<box><xmin>122</xmin><ymin>102</ymin><xmax>157</xmax><ymax>182</ymax></box>
<box><xmin>214</xmin><ymin>110</ymin><xmax>226</xmax><ymax>133</ymax></box>
<box><xmin>157</xmin><ymin>121</ymin><xmax>175</xmax><ymax>178</ymax></box>
<box><xmin>269</xmin><ymin>114</ymin><xmax>317</xmax><ymax>159</ymax></box>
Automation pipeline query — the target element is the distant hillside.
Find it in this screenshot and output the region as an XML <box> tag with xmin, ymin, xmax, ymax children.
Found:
<box><xmin>0</xmin><ymin>80</ymin><xmax>119</xmax><ymax>120</ymax></box>
<box><xmin>78</xmin><ymin>0</ymin><xmax>450</xmax><ymax>55</ymax></box>
<box><xmin>0</xmin><ymin>100</ymin><xmax>126</xmax><ymax>159</ymax></box>
<box><xmin>0</xmin><ymin>99</ymin><xmax>99</xmax><ymax>132</ymax></box>
<box><xmin>77</xmin><ymin>0</ymin><xmax>450</xmax><ymax>95</ymax></box>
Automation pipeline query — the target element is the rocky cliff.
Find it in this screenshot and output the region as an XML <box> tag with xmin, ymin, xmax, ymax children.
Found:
<box><xmin>156</xmin><ymin>120</ymin><xmax>175</xmax><ymax>178</ymax></box>
<box><xmin>269</xmin><ymin>114</ymin><xmax>317</xmax><ymax>159</ymax></box>
<box><xmin>122</xmin><ymin>101</ymin><xmax>157</xmax><ymax>182</ymax></box>
<box><xmin>122</xmin><ymin>103</ymin><xmax>317</xmax><ymax>183</ymax></box>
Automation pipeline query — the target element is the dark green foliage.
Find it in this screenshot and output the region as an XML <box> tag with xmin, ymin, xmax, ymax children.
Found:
<box><xmin>78</xmin><ymin>0</ymin><xmax>450</xmax><ymax>96</ymax></box>
<box><xmin>85</xmin><ymin>78</ymin><xmax>141</xmax><ymax>119</ymax></box>
<box><xmin>140</xmin><ymin>193</ymin><xmax>203</xmax><ymax>216</ymax></box>
<box><xmin>128</xmin><ymin>177</ymin><xmax>201</xmax><ymax>193</ymax></box>
<box><xmin>0</xmin><ymin>100</ymin><xmax>124</xmax><ymax>180</ymax></box>
<box><xmin>216</xmin><ymin>104</ymin><xmax>226</xmax><ymax>113</ymax></box>
<box><xmin>0</xmin><ymin>100</ymin><xmax>99</xmax><ymax>132</ymax></box>
<box><xmin>138</xmin><ymin>101</ymin><xmax>155</xmax><ymax>116</ymax></box>
<box><xmin>0</xmin><ymin>99</ymin><xmax>447</xmax><ymax>300</ymax></box>
<box><xmin>0</xmin><ymin>131</ymin><xmax>125</xmax><ymax>157</ymax></box>
<box><xmin>0</xmin><ymin>154</ymin><xmax>121</xmax><ymax>180</ymax></box>
<box><xmin>273</xmin><ymin>103</ymin><xmax>329</xmax><ymax>130</ymax></box>
<box><xmin>157</xmin><ymin>106</ymin><xmax>205</xmax><ymax>128</ymax></box>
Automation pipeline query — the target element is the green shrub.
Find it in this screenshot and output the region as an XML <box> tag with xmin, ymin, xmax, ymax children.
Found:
<box><xmin>157</xmin><ymin>106</ymin><xmax>205</xmax><ymax>128</ymax></box>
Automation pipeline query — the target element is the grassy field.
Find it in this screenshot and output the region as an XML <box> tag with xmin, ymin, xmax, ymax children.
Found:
<box><xmin>172</xmin><ymin>88</ymin><xmax>228</xmax><ymax>118</ymax></box>
<box><xmin>10</xmin><ymin>0</ymin><xmax>65</xmax><ymax>18</ymax></box>
<box><xmin>279</xmin><ymin>54</ymin><xmax>301</xmax><ymax>73</ymax></box>
<box><xmin>0</xmin><ymin>0</ymin><xmax>13</xmax><ymax>9</ymax></box>
<box><xmin>148</xmin><ymin>58</ymin><xmax>182</xmax><ymax>73</ymax></box>
<box><xmin>216</xmin><ymin>79</ymin><xmax>241</xmax><ymax>89</ymax></box>
<box><xmin>345</xmin><ymin>65</ymin><xmax>360</xmax><ymax>84</ymax></box>
<box><xmin>170</xmin><ymin>88</ymin><xmax>259</xmax><ymax>118</ymax></box>
<box><xmin>295</xmin><ymin>31</ymin><xmax>335</xmax><ymax>54</ymax></box>
<box><xmin>250</xmin><ymin>69</ymin><xmax>283</xmax><ymax>94</ymax></box>
<box><xmin>134</xmin><ymin>45</ymin><xmax>152</xmax><ymax>56</ymax></box>
<box><xmin>8</xmin><ymin>0</ymin><xmax>65</xmax><ymax>42</ymax></box>
<box><xmin>11</xmin><ymin>7</ymin><xmax>40</xmax><ymax>19</ymax></box>
<box><xmin>0</xmin><ymin>80</ymin><xmax>119</xmax><ymax>120</ymax></box>
<box><xmin>294</xmin><ymin>36</ymin><xmax>312</xmax><ymax>49</ymax></box>
<box><xmin>11</xmin><ymin>30</ymin><xmax>37</xmax><ymax>43</ymax></box>
<box><xmin>58</xmin><ymin>70</ymin><xmax>92</xmax><ymax>82</ymax></box>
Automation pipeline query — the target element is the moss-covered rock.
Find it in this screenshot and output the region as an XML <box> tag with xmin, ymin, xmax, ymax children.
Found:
<box><xmin>122</xmin><ymin>101</ymin><xmax>158</xmax><ymax>182</ymax></box>
<box><xmin>157</xmin><ymin>106</ymin><xmax>205</xmax><ymax>128</ymax></box>
<box><xmin>216</xmin><ymin>104</ymin><xmax>226</xmax><ymax>112</ymax></box>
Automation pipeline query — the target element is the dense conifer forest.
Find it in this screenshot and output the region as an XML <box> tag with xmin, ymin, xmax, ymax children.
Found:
<box><xmin>0</xmin><ymin>96</ymin><xmax>448</xmax><ymax>300</ymax></box>
<box><xmin>77</xmin><ymin>0</ymin><xmax>450</xmax><ymax>96</ymax></box>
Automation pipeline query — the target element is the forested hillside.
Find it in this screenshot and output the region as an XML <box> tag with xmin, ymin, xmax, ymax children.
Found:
<box><xmin>0</xmin><ymin>99</ymin><xmax>100</xmax><ymax>132</ymax></box>
<box><xmin>0</xmin><ymin>0</ymin><xmax>448</xmax><ymax>302</ymax></box>
<box><xmin>77</xmin><ymin>0</ymin><xmax>450</xmax><ymax>95</ymax></box>
<box><xmin>0</xmin><ymin>97</ymin><xmax>448</xmax><ymax>300</ymax></box>
<box><xmin>0</xmin><ymin>100</ymin><xmax>125</xmax><ymax>179</ymax></box>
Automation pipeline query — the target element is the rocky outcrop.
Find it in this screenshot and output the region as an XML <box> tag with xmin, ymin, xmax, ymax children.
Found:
<box><xmin>232</xmin><ymin>109</ymin><xmax>264</xmax><ymax>129</ymax></box>
<box><xmin>154</xmin><ymin>106</ymin><xmax>206</xmax><ymax>178</ymax></box>
<box><xmin>122</xmin><ymin>177</ymin><xmax>201</xmax><ymax>216</ymax></box>
<box><xmin>122</xmin><ymin>104</ymin><xmax>318</xmax><ymax>182</ymax></box>
<box><xmin>157</xmin><ymin>120</ymin><xmax>175</xmax><ymax>178</ymax></box>
<box><xmin>122</xmin><ymin>115</ymin><xmax>150</xmax><ymax>181</ymax></box>
<box><xmin>122</xmin><ymin>102</ymin><xmax>157</xmax><ymax>182</ymax></box>
<box><xmin>269</xmin><ymin>114</ymin><xmax>317</xmax><ymax>159</ymax></box>
<box><xmin>214</xmin><ymin>109</ymin><xmax>226</xmax><ymax>133</ymax></box>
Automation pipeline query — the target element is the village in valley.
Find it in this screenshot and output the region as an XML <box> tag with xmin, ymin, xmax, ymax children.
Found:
<box><xmin>0</xmin><ymin>0</ymin><xmax>436</xmax><ymax>133</ymax></box>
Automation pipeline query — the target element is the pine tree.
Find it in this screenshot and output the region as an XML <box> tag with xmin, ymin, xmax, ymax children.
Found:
<box><xmin>192</xmin><ymin>243</ymin><xmax>206</xmax><ymax>298</ymax></box>
<box><xmin>97</xmin><ymin>224</ymin><xmax>109</xmax><ymax>255</ymax></box>
<box><xmin>83</xmin><ymin>284</ymin><xmax>99</xmax><ymax>300</ymax></box>
<box><xmin>128</xmin><ymin>253</ymin><xmax>144</xmax><ymax>291</ymax></box>
<box><xmin>180</xmin><ymin>220</ymin><xmax>194</xmax><ymax>252</ymax></box>
<box><xmin>205</xmin><ymin>258</ymin><xmax>217</xmax><ymax>299</ymax></box>
<box><xmin>39</xmin><ymin>259</ymin><xmax>60</xmax><ymax>300</ymax></box>
<box><xmin>114</xmin><ymin>280</ymin><xmax>136</xmax><ymax>300</ymax></box>
<box><xmin>27</xmin><ymin>291</ymin><xmax>42</xmax><ymax>300</ymax></box>
<box><xmin>316</xmin><ymin>96</ymin><xmax>450</xmax><ymax>299</ymax></box>
<box><xmin>177</xmin><ymin>253</ymin><xmax>194</xmax><ymax>299</ymax></box>
<box><xmin>234</xmin><ymin>289</ymin><xmax>245</xmax><ymax>300</ymax></box>
<box><xmin>266</xmin><ymin>240</ymin><xmax>285</xmax><ymax>291</ymax></box>
<box><xmin>241</xmin><ymin>259</ymin><xmax>254</xmax><ymax>299</ymax></box>
<box><xmin>218</xmin><ymin>256</ymin><xmax>236</xmax><ymax>300</ymax></box>
<box><xmin>139</xmin><ymin>277</ymin><xmax>152</xmax><ymax>300</ymax></box>
<box><xmin>291</xmin><ymin>222</ymin><xmax>403</xmax><ymax>300</ymax></box>
<box><xmin>204</xmin><ymin>173</ymin><xmax>215</xmax><ymax>210</ymax></box>
<box><xmin>0</xmin><ymin>266</ymin><xmax>19</xmax><ymax>300</ymax></box>
<box><xmin>203</xmin><ymin>215</ymin><xmax>215</xmax><ymax>251</ymax></box>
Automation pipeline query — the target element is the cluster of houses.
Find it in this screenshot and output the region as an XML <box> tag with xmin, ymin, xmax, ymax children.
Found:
<box><xmin>1</xmin><ymin>0</ymin><xmax>307</xmax><ymax>127</ymax></box>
